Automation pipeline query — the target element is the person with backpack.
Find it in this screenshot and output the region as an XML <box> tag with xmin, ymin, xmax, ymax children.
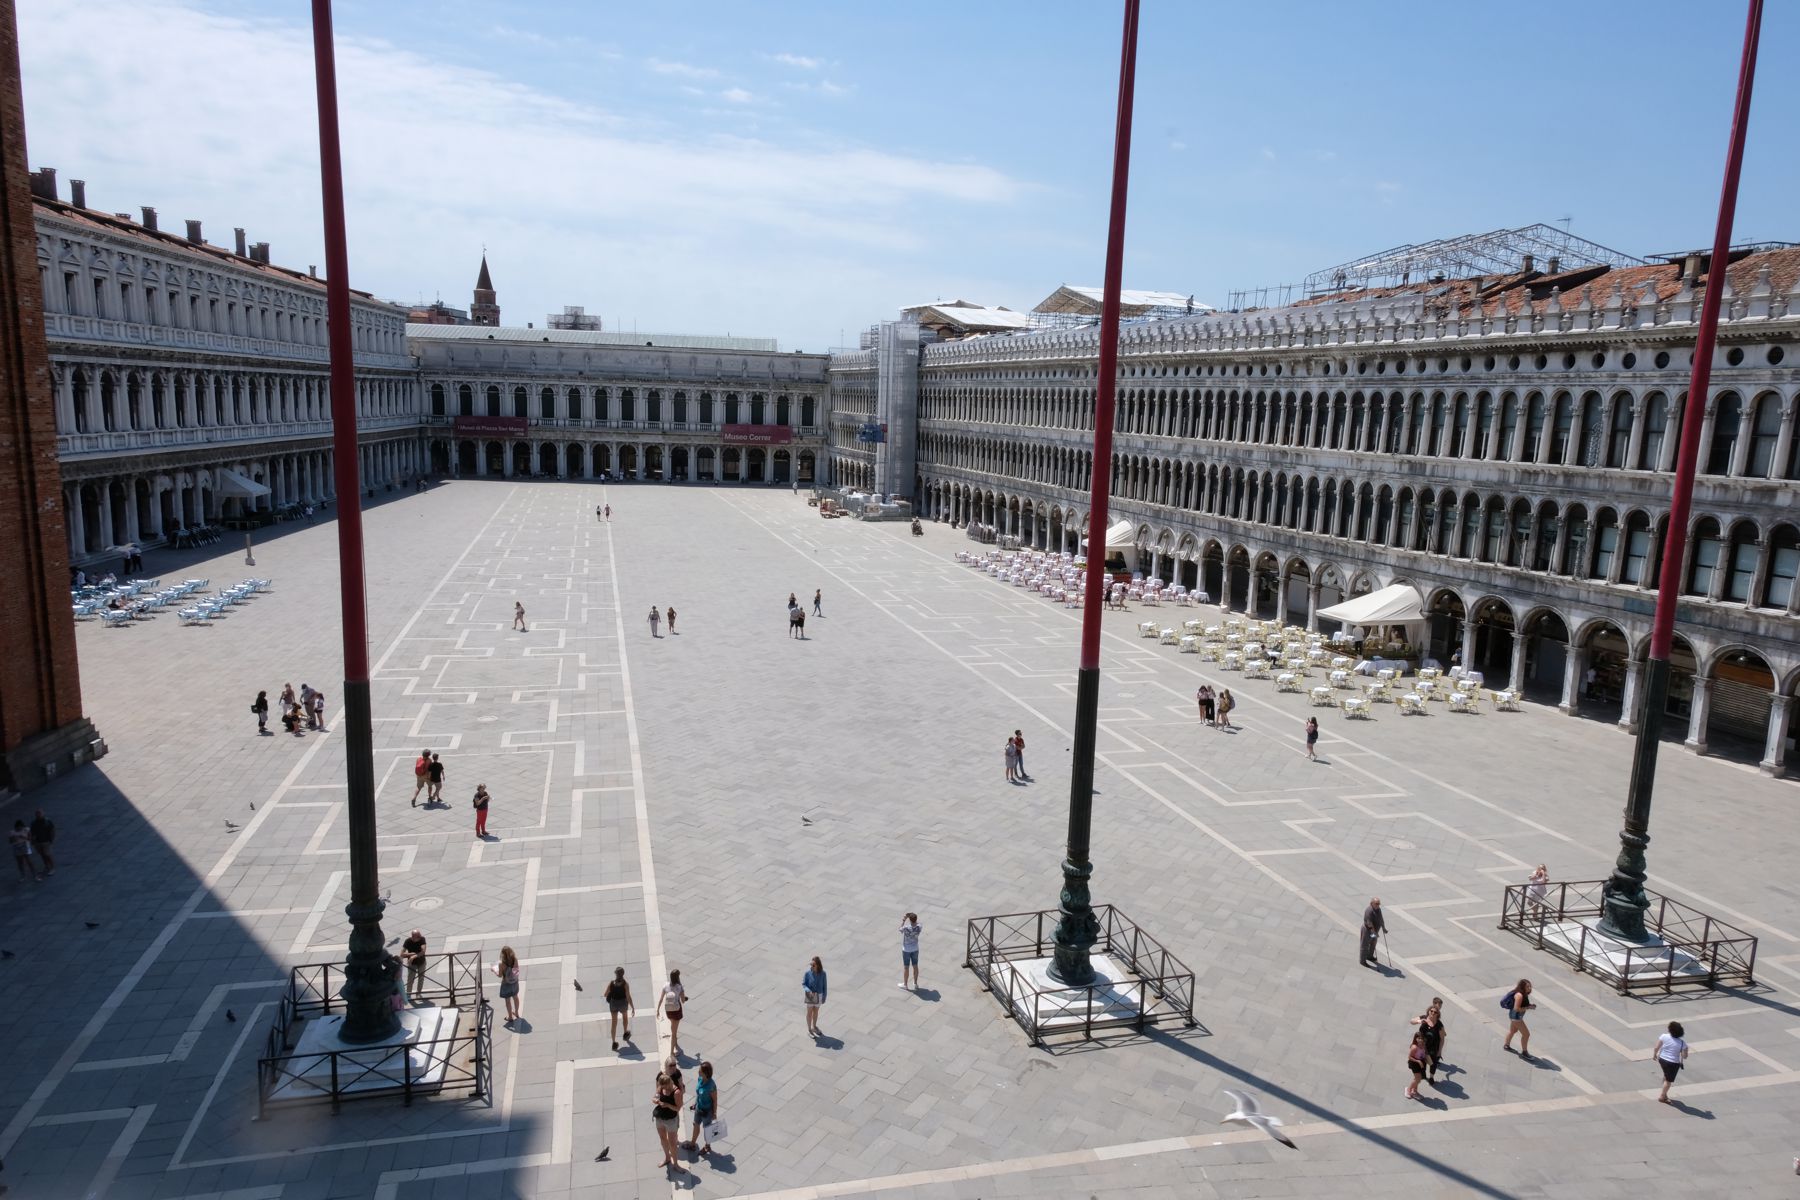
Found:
<box><xmin>605</xmin><ymin>967</ymin><xmax>635</xmax><ymax>1051</ymax></box>
<box><xmin>1501</xmin><ymin>978</ymin><xmax>1536</xmax><ymax>1059</ymax></box>
<box><xmin>252</xmin><ymin>691</ymin><xmax>270</xmax><ymax>735</ymax></box>
<box><xmin>1217</xmin><ymin>688</ymin><xmax>1237</xmax><ymax>730</ymax></box>
<box><xmin>411</xmin><ymin>748</ymin><xmax>431</xmax><ymax>806</ymax></box>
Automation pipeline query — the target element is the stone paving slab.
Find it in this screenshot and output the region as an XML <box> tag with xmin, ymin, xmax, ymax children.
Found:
<box><xmin>1</xmin><ymin>480</ymin><xmax>1798</xmax><ymax>1199</ymax></box>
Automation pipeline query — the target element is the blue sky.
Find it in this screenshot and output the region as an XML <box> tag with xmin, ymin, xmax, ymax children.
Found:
<box><xmin>18</xmin><ymin>0</ymin><xmax>1797</xmax><ymax>351</ymax></box>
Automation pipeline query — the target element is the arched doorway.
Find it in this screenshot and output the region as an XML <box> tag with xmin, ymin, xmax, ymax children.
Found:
<box><xmin>671</xmin><ymin>446</ymin><xmax>690</xmax><ymax>482</ymax></box>
<box><xmin>1468</xmin><ymin>597</ymin><xmax>1515</xmax><ymax>681</ymax></box>
<box><xmin>566</xmin><ymin>443</ymin><xmax>586</xmax><ymax>478</ymax></box>
<box><xmin>1225</xmin><ymin>545</ymin><xmax>1251</xmax><ymax>612</ymax></box>
<box><xmin>433</xmin><ymin>440</ymin><xmax>453</xmax><ymax>474</ymax></box>
<box><xmin>1282</xmin><ymin>558</ymin><xmax>1310</xmax><ymax>626</ymax></box>
<box><xmin>644</xmin><ymin>445</ymin><xmax>665</xmax><ymax>480</ymax></box>
<box><xmin>746</xmin><ymin>448</ymin><xmax>766</xmax><ymax>482</ymax></box>
<box><xmin>619</xmin><ymin>445</ymin><xmax>639</xmax><ymax>478</ymax></box>
<box><xmin>722</xmin><ymin>447</ymin><xmax>740</xmax><ymax>482</ymax></box>
<box><xmin>1425</xmin><ymin>588</ymin><xmax>1466</xmax><ymax>662</ymax></box>
<box><xmin>797</xmin><ymin>450</ymin><xmax>815</xmax><ymax>485</ymax></box>
<box><xmin>595</xmin><ymin>444</ymin><xmax>613</xmax><ymax>476</ymax></box>
<box><xmin>483</xmin><ymin>441</ymin><xmax>505</xmax><ymax>475</ymax></box>
<box><xmin>1576</xmin><ymin>620</ymin><xmax>1631</xmax><ymax>724</ymax></box>
<box><xmin>772</xmin><ymin>449</ymin><xmax>791</xmax><ymax>484</ymax></box>
<box><xmin>1700</xmin><ymin>648</ymin><xmax>1775</xmax><ymax>763</ymax></box>
<box><xmin>538</xmin><ymin>443</ymin><xmax>558</xmax><ymax>476</ymax></box>
<box><xmin>511</xmin><ymin>442</ymin><xmax>532</xmax><ymax>477</ymax></box>
<box><xmin>696</xmin><ymin>447</ymin><xmax>715</xmax><ymax>482</ymax></box>
<box><xmin>1516</xmin><ymin>608</ymin><xmax>1569</xmax><ymax>702</ymax></box>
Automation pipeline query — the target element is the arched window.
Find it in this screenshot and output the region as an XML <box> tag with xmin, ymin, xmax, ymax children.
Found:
<box><xmin>541</xmin><ymin>387</ymin><xmax>555</xmax><ymax>419</ymax></box>
<box><xmin>1533</xmin><ymin>504</ymin><xmax>1558</xmax><ymax>572</ymax></box>
<box><xmin>1706</xmin><ymin>394</ymin><xmax>1741</xmax><ymax>474</ymax></box>
<box><xmin>1549</xmin><ymin>394</ymin><xmax>1574</xmax><ymax>462</ymax></box>
<box><xmin>1591</xmin><ymin>508</ymin><xmax>1619</xmax><ymax>579</ymax></box>
<box><xmin>1580</xmin><ymin>393</ymin><xmax>1605</xmax><ymax>466</ymax></box>
<box><xmin>1746</xmin><ymin>393</ymin><xmax>1781</xmax><ymax>477</ymax></box>
<box><xmin>457</xmin><ymin>384</ymin><xmax>473</xmax><ymax>416</ymax></box>
<box><xmin>430</xmin><ymin>383</ymin><xmax>445</xmax><ymax>416</ymax></box>
<box><xmin>1450</xmin><ymin>394</ymin><xmax>1470</xmax><ymax>457</ymax></box>
<box><xmin>1724</xmin><ymin>522</ymin><xmax>1759</xmax><ymax>602</ymax></box>
<box><xmin>1523</xmin><ymin>393</ymin><xmax>1547</xmax><ymax>462</ymax></box>
<box><xmin>1622</xmin><ymin>512</ymin><xmax>1654</xmax><ymax>585</ymax></box>
<box><xmin>620</xmin><ymin>389</ymin><xmax>636</xmax><ymax>421</ymax></box>
<box><xmin>1475</xmin><ymin>393</ymin><xmax>1495</xmax><ymax>458</ymax></box>
<box><xmin>512</xmin><ymin>386</ymin><xmax>527</xmax><ymax>419</ymax></box>
<box><xmin>1429</xmin><ymin>395</ymin><xmax>1448</xmax><ymax>455</ymax></box>
<box><xmin>1637</xmin><ymin>393</ymin><xmax>1668</xmax><ymax>469</ymax></box>
<box><xmin>1496</xmin><ymin>395</ymin><xmax>1518</xmax><ymax>461</ymax></box>
<box><xmin>485</xmin><ymin>385</ymin><xmax>500</xmax><ymax>417</ymax></box>
<box><xmin>1764</xmin><ymin>525</ymin><xmax>1799</xmax><ymax>608</ymax></box>
<box><xmin>1606</xmin><ymin>396</ymin><xmax>1633</xmax><ymax>467</ymax></box>
<box><xmin>1685</xmin><ymin>518</ymin><xmax>1723</xmax><ymax>594</ymax></box>
<box><xmin>1481</xmin><ymin>499</ymin><xmax>1506</xmax><ymax>563</ymax></box>
<box><xmin>569</xmin><ymin>387</ymin><xmax>585</xmax><ymax>421</ymax></box>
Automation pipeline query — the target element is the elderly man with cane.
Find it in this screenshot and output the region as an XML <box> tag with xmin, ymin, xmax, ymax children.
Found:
<box><xmin>1359</xmin><ymin>897</ymin><xmax>1386</xmax><ymax>969</ymax></box>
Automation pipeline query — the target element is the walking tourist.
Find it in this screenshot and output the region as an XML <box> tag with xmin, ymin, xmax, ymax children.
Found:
<box><xmin>300</xmin><ymin>684</ymin><xmax>317</xmax><ymax>729</ymax></box>
<box><xmin>1410</xmin><ymin>997</ymin><xmax>1447</xmax><ymax>1082</ymax></box>
<box><xmin>1011</xmin><ymin>730</ymin><xmax>1029</xmax><ymax>779</ymax></box>
<box><xmin>428</xmin><ymin>753</ymin><xmax>446</xmax><ymax>804</ymax></box>
<box><xmin>649</xmin><ymin>606</ymin><xmax>661</xmax><ymax>637</ymax></box>
<box><xmin>604</xmin><ymin>503</ymin><xmax>611</xmax><ymax>520</ymax></box>
<box><xmin>595</xmin><ymin>504</ymin><xmax>603</xmax><ymax>521</ymax></box>
<box><xmin>1501</xmin><ymin>978</ymin><xmax>1536</xmax><ymax>1059</ymax></box>
<box><xmin>789</xmin><ymin>605</ymin><xmax>806</xmax><ymax>639</ymax></box>
<box><xmin>666</xmin><ymin>606</ymin><xmax>676</xmax><ymax>634</ymax></box>
<box><xmin>899</xmin><ymin>913</ymin><xmax>922</xmax><ymax>989</ymax></box>
<box><xmin>1305</xmin><ymin>716</ymin><xmax>1319</xmax><ymax>760</ymax></box>
<box><xmin>658</xmin><ymin>969</ymin><xmax>688</xmax><ymax>1055</ymax></box>
<box><xmin>652</xmin><ymin>1071</ymin><xmax>683</xmax><ymax>1169</ymax></box>
<box><xmin>1217</xmin><ymin>688</ymin><xmax>1236</xmax><ymax>730</ymax></box>
<box><xmin>411</xmin><ymin>747</ymin><xmax>430</xmax><ymax>806</ymax></box>
<box><xmin>1405</xmin><ymin>1030</ymin><xmax>1429</xmax><ymax>1100</ymax></box>
<box><xmin>28</xmin><ymin>809</ymin><xmax>56</xmax><ymax>876</ymax></box>
<box><xmin>813</xmin><ymin>588</ymin><xmax>823</xmax><ymax>616</ymax></box>
<box><xmin>10</xmin><ymin>819</ymin><xmax>40</xmax><ymax>882</ymax></box>
<box><xmin>252</xmin><ymin>690</ymin><xmax>270</xmax><ymax>734</ymax></box>
<box><xmin>1525</xmin><ymin>864</ymin><xmax>1550</xmax><ymax>914</ymax></box>
<box><xmin>1199</xmin><ymin>685</ymin><xmax>1216</xmax><ymax>726</ymax></box>
<box><xmin>605</xmin><ymin>967</ymin><xmax>635</xmax><ymax>1050</ymax></box>
<box><xmin>310</xmin><ymin>689</ymin><xmax>326</xmax><ymax>730</ymax></box>
<box><xmin>514</xmin><ymin>601</ymin><xmax>528</xmax><ymax>632</ymax></box>
<box><xmin>1004</xmin><ymin>738</ymin><xmax>1020</xmax><ymax>782</ymax></box>
<box><xmin>1653</xmin><ymin>1020</ymin><xmax>1689</xmax><ymax>1103</ymax></box>
<box><xmin>402</xmin><ymin>929</ymin><xmax>428</xmax><ymax>1001</ymax></box>
<box><xmin>803</xmin><ymin>956</ymin><xmax>828</xmax><ymax>1036</ymax></box>
<box><xmin>1359</xmin><ymin>897</ymin><xmax>1385</xmax><ymax>967</ymax></box>
<box><xmin>493</xmin><ymin>945</ymin><xmax>522</xmax><ymax>1024</ymax></box>
<box><xmin>472</xmin><ymin>783</ymin><xmax>491</xmax><ymax>838</ymax></box>
<box><xmin>685</xmin><ymin>1061</ymin><xmax>719</xmax><ymax>1155</ymax></box>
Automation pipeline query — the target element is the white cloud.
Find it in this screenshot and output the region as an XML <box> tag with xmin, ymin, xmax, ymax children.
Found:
<box><xmin>647</xmin><ymin>57</ymin><xmax>719</xmax><ymax>80</ymax></box>
<box><xmin>1169</xmin><ymin>140</ymin><xmax>1187</xmax><ymax>152</ymax></box>
<box><xmin>771</xmin><ymin>52</ymin><xmax>821</xmax><ymax>70</ymax></box>
<box><xmin>1259</xmin><ymin>147</ymin><xmax>1277</xmax><ymax>163</ymax></box>
<box><xmin>15</xmin><ymin>0</ymin><xmax>1026</xmax><ymax>348</ymax></box>
<box><xmin>721</xmin><ymin>87</ymin><xmax>755</xmax><ymax>104</ymax></box>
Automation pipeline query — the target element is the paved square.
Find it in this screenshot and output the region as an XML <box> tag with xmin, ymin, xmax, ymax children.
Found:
<box><xmin>3</xmin><ymin>481</ymin><xmax>1798</xmax><ymax>1199</ymax></box>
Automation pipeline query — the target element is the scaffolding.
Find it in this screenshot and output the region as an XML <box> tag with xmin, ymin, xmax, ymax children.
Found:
<box><xmin>1303</xmin><ymin>224</ymin><xmax>1646</xmax><ymax>297</ymax></box>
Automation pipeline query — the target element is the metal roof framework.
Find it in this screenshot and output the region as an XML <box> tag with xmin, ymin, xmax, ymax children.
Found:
<box><xmin>1303</xmin><ymin>224</ymin><xmax>1647</xmax><ymax>296</ymax></box>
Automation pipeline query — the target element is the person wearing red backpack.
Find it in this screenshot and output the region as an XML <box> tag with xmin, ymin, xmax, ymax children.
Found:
<box><xmin>411</xmin><ymin>748</ymin><xmax>430</xmax><ymax>807</ymax></box>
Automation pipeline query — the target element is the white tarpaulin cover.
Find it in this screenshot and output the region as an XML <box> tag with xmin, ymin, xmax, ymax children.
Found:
<box><xmin>1082</xmin><ymin>520</ymin><xmax>1135</xmax><ymax>551</ymax></box>
<box><xmin>217</xmin><ymin>467</ymin><xmax>270</xmax><ymax>499</ymax></box>
<box><xmin>1314</xmin><ymin>583</ymin><xmax>1426</xmax><ymax>627</ymax></box>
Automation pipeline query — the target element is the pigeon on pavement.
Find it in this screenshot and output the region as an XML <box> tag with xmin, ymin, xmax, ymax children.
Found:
<box><xmin>1222</xmin><ymin>1089</ymin><xmax>1297</xmax><ymax>1149</ymax></box>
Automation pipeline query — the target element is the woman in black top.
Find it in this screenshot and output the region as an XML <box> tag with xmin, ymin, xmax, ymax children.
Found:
<box><xmin>605</xmin><ymin>967</ymin><xmax>634</xmax><ymax>1051</ymax></box>
<box><xmin>1410</xmin><ymin>997</ymin><xmax>1447</xmax><ymax>1082</ymax></box>
<box><xmin>253</xmin><ymin>691</ymin><xmax>270</xmax><ymax>734</ymax></box>
<box><xmin>651</xmin><ymin>1071</ymin><xmax>683</xmax><ymax>1169</ymax></box>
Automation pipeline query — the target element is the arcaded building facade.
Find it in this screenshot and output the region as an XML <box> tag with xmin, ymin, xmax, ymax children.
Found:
<box><xmin>413</xmin><ymin>326</ymin><xmax>828</xmax><ymax>486</ymax></box>
<box><xmin>829</xmin><ymin>248</ymin><xmax>1800</xmax><ymax>774</ymax></box>
<box><xmin>31</xmin><ymin>173</ymin><xmax>421</xmax><ymax>560</ymax></box>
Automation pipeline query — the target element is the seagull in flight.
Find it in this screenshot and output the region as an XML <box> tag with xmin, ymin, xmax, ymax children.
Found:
<box><xmin>1222</xmin><ymin>1089</ymin><xmax>1297</xmax><ymax>1149</ymax></box>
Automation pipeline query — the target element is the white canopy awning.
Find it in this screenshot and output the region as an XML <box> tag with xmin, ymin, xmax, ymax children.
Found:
<box><xmin>1078</xmin><ymin>520</ymin><xmax>1136</xmax><ymax>552</ymax></box>
<box><xmin>1315</xmin><ymin>583</ymin><xmax>1426</xmax><ymax>627</ymax></box>
<box><xmin>217</xmin><ymin>467</ymin><xmax>270</xmax><ymax>499</ymax></box>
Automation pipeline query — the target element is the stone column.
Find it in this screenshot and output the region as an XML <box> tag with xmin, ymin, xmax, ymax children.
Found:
<box><xmin>1306</xmin><ymin>580</ymin><xmax>1320</xmax><ymax>631</ymax></box>
<box><xmin>1559</xmin><ymin>644</ymin><xmax>1586</xmax><ymax>715</ymax></box>
<box><xmin>1460</xmin><ymin>615</ymin><xmax>1476</xmax><ymax>668</ymax></box>
<box><xmin>1772</xmin><ymin>406</ymin><xmax>1797</xmax><ymax>484</ymax></box>
<box><xmin>1275</xmin><ymin>570</ymin><xmax>1290</xmax><ymax>625</ymax></box>
<box><xmin>64</xmin><ymin>484</ymin><xmax>84</xmax><ymax>558</ymax></box>
<box><xmin>1695</xmin><ymin>405</ymin><xmax>1717</xmax><ymax>474</ymax></box>
<box><xmin>1507</xmin><ymin>630</ymin><xmax>1526</xmax><ymax>693</ymax></box>
<box><xmin>1760</xmin><ymin>693</ymin><xmax>1791</xmax><ymax>776</ymax></box>
<box><xmin>1683</xmin><ymin>676</ymin><xmax>1713</xmax><ymax>754</ymax></box>
<box><xmin>121</xmin><ymin>477</ymin><xmax>140</xmax><ymax>545</ymax></box>
<box><xmin>1618</xmin><ymin>657</ymin><xmax>1644</xmax><ymax>733</ymax></box>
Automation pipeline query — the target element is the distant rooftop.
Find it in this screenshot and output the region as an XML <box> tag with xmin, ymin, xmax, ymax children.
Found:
<box><xmin>405</xmin><ymin>324</ymin><xmax>781</xmax><ymax>353</ymax></box>
<box><xmin>898</xmin><ymin>300</ymin><xmax>1034</xmax><ymax>333</ymax></box>
<box><xmin>1033</xmin><ymin>285</ymin><xmax>1215</xmax><ymax>317</ymax></box>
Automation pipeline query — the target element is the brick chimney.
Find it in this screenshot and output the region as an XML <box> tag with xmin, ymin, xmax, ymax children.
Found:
<box><xmin>69</xmin><ymin>178</ymin><xmax>87</xmax><ymax>209</ymax></box>
<box><xmin>185</xmin><ymin>219</ymin><xmax>204</xmax><ymax>244</ymax></box>
<box><xmin>140</xmin><ymin>206</ymin><xmax>158</xmax><ymax>231</ymax></box>
<box><xmin>250</xmin><ymin>242</ymin><xmax>270</xmax><ymax>264</ymax></box>
<box><xmin>234</xmin><ymin>227</ymin><xmax>247</xmax><ymax>257</ymax></box>
<box><xmin>28</xmin><ymin>167</ymin><xmax>55</xmax><ymax>200</ymax></box>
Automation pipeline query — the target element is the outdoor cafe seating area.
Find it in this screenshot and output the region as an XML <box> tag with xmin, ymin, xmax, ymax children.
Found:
<box><xmin>73</xmin><ymin>577</ymin><xmax>272</xmax><ymax>627</ymax></box>
<box><xmin>956</xmin><ymin>548</ymin><xmax>1523</xmax><ymax>719</ymax></box>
